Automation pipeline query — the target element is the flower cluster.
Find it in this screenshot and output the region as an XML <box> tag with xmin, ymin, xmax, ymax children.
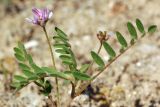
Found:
<box><xmin>26</xmin><ymin>8</ymin><xmax>53</xmax><ymax>27</ymax></box>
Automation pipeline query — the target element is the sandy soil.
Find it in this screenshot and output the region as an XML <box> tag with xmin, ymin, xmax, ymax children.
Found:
<box><xmin>0</xmin><ymin>0</ymin><xmax>159</xmax><ymax>107</ymax></box>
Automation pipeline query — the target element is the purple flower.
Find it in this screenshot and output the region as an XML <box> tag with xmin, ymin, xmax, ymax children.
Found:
<box><xmin>26</xmin><ymin>8</ymin><xmax>53</xmax><ymax>27</ymax></box>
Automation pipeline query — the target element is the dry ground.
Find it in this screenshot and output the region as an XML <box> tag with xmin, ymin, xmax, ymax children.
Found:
<box><xmin>0</xmin><ymin>0</ymin><xmax>160</xmax><ymax>107</ymax></box>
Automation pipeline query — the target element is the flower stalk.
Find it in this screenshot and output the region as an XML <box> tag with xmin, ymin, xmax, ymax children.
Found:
<box><xmin>43</xmin><ymin>26</ymin><xmax>60</xmax><ymax>107</ymax></box>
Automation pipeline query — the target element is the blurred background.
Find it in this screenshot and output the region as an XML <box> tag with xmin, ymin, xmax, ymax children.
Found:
<box><xmin>0</xmin><ymin>0</ymin><xmax>159</xmax><ymax>107</ymax></box>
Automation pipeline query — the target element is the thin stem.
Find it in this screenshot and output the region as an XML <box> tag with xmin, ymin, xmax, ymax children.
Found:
<box><xmin>92</xmin><ymin>35</ymin><xmax>146</xmax><ymax>80</ymax></box>
<box><xmin>43</xmin><ymin>27</ymin><xmax>56</xmax><ymax>67</ymax></box>
<box><xmin>34</xmin><ymin>81</ymin><xmax>56</xmax><ymax>106</ymax></box>
<box><xmin>88</xmin><ymin>41</ymin><xmax>103</xmax><ymax>75</ymax></box>
<box><xmin>48</xmin><ymin>95</ymin><xmax>56</xmax><ymax>107</ymax></box>
<box><xmin>74</xmin><ymin>41</ymin><xmax>103</xmax><ymax>97</ymax></box>
<box><xmin>66</xmin><ymin>82</ymin><xmax>75</xmax><ymax>107</ymax></box>
<box><xmin>71</xmin><ymin>82</ymin><xmax>75</xmax><ymax>98</ymax></box>
<box><xmin>92</xmin><ymin>44</ymin><xmax>132</xmax><ymax>80</ymax></box>
<box><xmin>42</xmin><ymin>27</ymin><xmax>60</xmax><ymax>107</ymax></box>
<box><xmin>97</xmin><ymin>41</ymin><xmax>103</xmax><ymax>54</ymax></box>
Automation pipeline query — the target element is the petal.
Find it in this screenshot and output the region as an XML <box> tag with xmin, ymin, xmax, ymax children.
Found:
<box><xmin>44</xmin><ymin>8</ymin><xmax>49</xmax><ymax>19</ymax></box>
<box><xmin>42</xmin><ymin>8</ymin><xmax>46</xmax><ymax>21</ymax></box>
<box><xmin>24</xmin><ymin>40</ymin><xmax>38</xmax><ymax>49</ymax></box>
<box><xmin>25</xmin><ymin>18</ymin><xmax>33</xmax><ymax>23</ymax></box>
<box><xmin>48</xmin><ymin>11</ymin><xmax>53</xmax><ymax>19</ymax></box>
<box><xmin>33</xmin><ymin>16</ymin><xmax>39</xmax><ymax>24</ymax></box>
<box><xmin>32</xmin><ymin>8</ymin><xmax>42</xmax><ymax>17</ymax></box>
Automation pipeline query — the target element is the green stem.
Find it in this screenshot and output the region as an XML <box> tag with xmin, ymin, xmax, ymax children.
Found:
<box><xmin>92</xmin><ymin>44</ymin><xmax>132</xmax><ymax>80</ymax></box>
<box><xmin>92</xmin><ymin>34</ymin><xmax>146</xmax><ymax>80</ymax></box>
<box><xmin>88</xmin><ymin>41</ymin><xmax>103</xmax><ymax>75</ymax></box>
<box><xmin>74</xmin><ymin>41</ymin><xmax>103</xmax><ymax>98</ymax></box>
<box><xmin>42</xmin><ymin>27</ymin><xmax>60</xmax><ymax>107</ymax></box>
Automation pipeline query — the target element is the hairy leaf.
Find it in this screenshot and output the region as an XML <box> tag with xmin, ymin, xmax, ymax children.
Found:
<box><xmin>55</xmin><ymin>49</ymin><xmax>68</xmax><ymax>54</ymax></box>
<box><xmin>14</xmin><ymin>47</ymin><xmax>23</xmax><ymax>55</ymax></box>
<box><xmin>27</xmin><ymin>54</ymin><xmax>34</xmax><ymax>65</ymax></box>
<box><xmin>31</xmin><ymin>64</ymin><xmax>45</xmax><ymax>75</ymax></box>
<box><xmin>69</xmin><ymin>50</ymin><xmax>77</xmax><ymax>67</ymax></box>
<box><xmin>53</xmin><ymin>36</ymin><xmax>65</xmax><ymax>41</ymax></box>
<box><xmin>62</xmin><ymin>60</ymin><xmax>74</xmax><ymax>65</ymax></box>
<box><xmin>54</xmin><ymin>43</ymin><xmax>70</xmax><ymax>49</ymax></box>
<box><xmin>116</xmin><ymin>31</ymin><xmax>128</xmax><ymax>48</ymax></box>
<box><xmin>22</xmin><ymin>70</ymin><xmax>35</xmax><ymax>78</ymax></box>
<box><xmin>42</xmin><ymin>67</ymin><xmax>69</xmax><ymax>80</ymax></box>
<box><xmin>15</xmin><ymin>53</ymin><xmax>25</xmax><ymax>61</ymax></box>
<box><xmin>23</xmin><ymin>70</ymin><xmax>38</xmax><ymax>80</ymax></box>
<box><xmin>14</xmin><ymin>75</ymin><xmax>27</xmax><ymax>82</ymax></box>
<box><xmin>136</xmin><ymin>19</ymin><xmax>145</xmax><ymax>33</ymax></box>
<box><xmin>103</xmin><ymin>42</ymin><xmax>116</xmax><ymax>58</ymax></box>
<box><xmin>148</xmin><ymin>25</ymin><xmax>157</xmax><ymax>33</ymax></box>
<box><xmin>72</xmin><ymin>71</ymin><xmax>90</xmax><ymax>81</ymax></box>
<box><xmin>59</xmin><ymin>54</ymin><xmax>72</xmax><ymax>60</ymax></box>
<box><xmin>127</xmin><ymin>22</ymin><xmax>137</xmax><ymax>39</ymax></box>
<box><xmin>80</xmin><ymin>64</ymin><xmax>90</xmax><ymax>73</ymax></box>
<box><xmin>11</xmin><ymin>82</ymin><xmax>21</xmax><ymax>88</ymax></box>
<box><xmin>19</xmin><ymin>63</ymin><xmax>30</xmax><ymax>71</ymax></box>
<box><xmin>18</xmin><ymin>42</ymin><xmax>27</xmax><ymax>56</ymax></box>
<box><xmin>55</xmin><ymin>27</ymin><xmax>68</xmax><ymax>41</ymax></box>
<box><xmin>91</xmin><ymin>51</ymin><xmax>105</xmax><ymax>67</ymax></box>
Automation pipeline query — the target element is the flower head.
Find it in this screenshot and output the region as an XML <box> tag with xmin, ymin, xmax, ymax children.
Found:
<box><xmin>26</xmin><ymin>7</ymin><xmax>53</xmax><ymax>27</ymax></box>
<box><xmin>97</xmin><ymin>31</ymin><xmax>114</xmax><ymax>42</ymax></box>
